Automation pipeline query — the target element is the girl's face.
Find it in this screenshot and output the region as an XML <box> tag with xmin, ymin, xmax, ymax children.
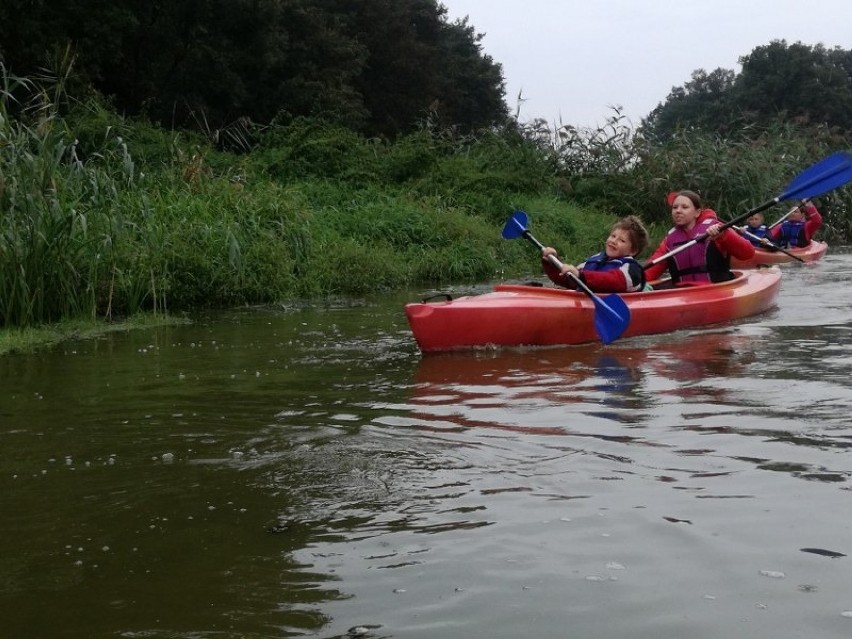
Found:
<box><xmin>671</xmin><ymin>195</ymin><xmax>701</xmax><ymax>230</ymax></box>
<box><xmin>604</xmin><ymin>228</ymin><xmax>635</xmax><ymax>258</ymax></box>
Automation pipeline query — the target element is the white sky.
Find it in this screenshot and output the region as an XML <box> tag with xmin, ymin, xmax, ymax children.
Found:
<box><xmin>441</xmin><ymin>0</ymin><xmax>852</xmax><ymax>129</ymax></box>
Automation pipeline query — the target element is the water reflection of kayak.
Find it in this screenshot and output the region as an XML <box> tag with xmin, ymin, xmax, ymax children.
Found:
<box><xmin>413</xmin><ymin>331</ymin><xmax>755</xmax><ymax>392</ymax></box>
<box><xmin>406</xmin><ymin>269</ymin><xmax>781</xmax><ymax>352</ymax></box>
<box><xmin>409</xmin><ymin>331</ymin><xmax>757</xmax><ymax>434</ymax></box>
<box><xmin>731</xmin><ymin>240</ymin><xmax>827</xmax><ymax>268</ymax></box>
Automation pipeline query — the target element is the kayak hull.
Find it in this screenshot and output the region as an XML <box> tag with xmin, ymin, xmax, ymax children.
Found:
<box><xmin>731</xmin><ymin>241</ymin><xmax>827</xmax><ymax>268</ymax></box>
<box><xmin>406</xmin><ymin>268</ymin><xmax>782</xmax><ymax>352</ymax></box>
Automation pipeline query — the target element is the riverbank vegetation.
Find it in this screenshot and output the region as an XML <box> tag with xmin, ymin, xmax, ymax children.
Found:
<box><xmin>1</xmin><ymin>65</ymin><xmax>850</xmax><ymax>335</ymax></box>
<box><xmin>0</xmin><ymin>313</ymin><xmax>188</xmax><ymax>356</ymax></box>
<box><xmin>1</xmin><ymin>5</ymin><xmax>851</xmax><ymax>337</ymax></box>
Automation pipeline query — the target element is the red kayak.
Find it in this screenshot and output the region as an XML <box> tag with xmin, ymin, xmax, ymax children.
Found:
<box><xmin>731</xmin><ymin>241</ymin><xmax>827</xmax><ymax>268</ymax></box>
<box><xmin>406</xmin><ymin>268</ymin><xmax>782</xmax><ymax>352</ymax></box>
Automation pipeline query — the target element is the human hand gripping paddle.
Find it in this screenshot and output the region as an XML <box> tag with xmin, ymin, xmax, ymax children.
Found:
<box><xmin>644</xmin><ymin>151</ymin><xmax>852</xmax><ymax>270</ymax></box>
<box><xmin>735</xmin><ymin>227</ymin><xmax>805</xmax><ymax>263</ymax></box>
<box><xmin>502</xmin><ymin>211</ymin><xmax>630</xmax><ymax>344</ymax></box>
<box><xmin>767</xmin><ymin>200</ymin><xmax>809</xmax><ymax>231</ymax></box>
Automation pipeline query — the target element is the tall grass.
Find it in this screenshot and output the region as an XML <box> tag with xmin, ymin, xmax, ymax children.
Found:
<box><xmin>0</xmin><ymin>61</ymin><xmax>168</xmax><ymax>327</ymax></box>
<box><xmin>630</xmin><ymin>123</ymin><xmax>852</xmax><ymax>236</ymax></box>
<box><xmin>0</xmin><ymin>66</ymin><xmax>563</xmax><ymax>329</ymax></box>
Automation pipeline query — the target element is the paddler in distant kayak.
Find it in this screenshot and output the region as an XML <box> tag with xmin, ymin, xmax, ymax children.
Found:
<box><xmin>740</xmin><ymin>211</ymin><xmax>771</xmax><ymax>247</ymax></box>
<box><xmin>768</xmin><ymin>199</ymin><xmax>823</xmax><ymax>248</ymax></box>
<box><xmin>645</xmin><ymin>190</ymin><xmax>755</xmax><ymax>285</ymax></box>
<box><xmin>541</xmin><ymin>215</ymin><xmax>649</xmax><ymax>293</ymax></box>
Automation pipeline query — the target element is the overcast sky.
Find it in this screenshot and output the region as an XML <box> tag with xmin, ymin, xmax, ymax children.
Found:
<box><xmin>441</xmin><ymin>0</ymin><xmax>852</xmax><ymax>129</ymax></box>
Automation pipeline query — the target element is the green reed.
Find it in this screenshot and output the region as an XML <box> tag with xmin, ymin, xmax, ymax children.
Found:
<box><xmin>0</xmin><ymin>63</ymin><xmax>152</xmax><ymax>327</ymax></box>
<box><xmin>3</xmin><ymin>64</ymin><xmax>849</xmax><ymax>334</ymax></box>
<box><xmin>538</xmin><ymin>109</ymin><xmax>852</xmax><ymax>234</ymax></box>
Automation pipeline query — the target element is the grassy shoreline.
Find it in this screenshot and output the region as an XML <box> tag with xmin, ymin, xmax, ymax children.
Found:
<box><xmin>0</xmin><ymin>314</ymin><xmax>191</xmax><ymax>356</ymax></box>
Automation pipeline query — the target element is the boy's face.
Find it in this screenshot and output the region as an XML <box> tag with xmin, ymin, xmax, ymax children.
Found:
<box><xmin>747</xmin><ymin>213</ymin><xmax>763</xmax><ymax>227</ymax></box>
<box><xmin>789</xmin><ymin>209</ymin><xmax>805</xmax><ymax>222</ymax></box>
<box><xmin>605</xmin><ymin>228</ymin><xmax>635</xmax><ymax>258</ymax></box>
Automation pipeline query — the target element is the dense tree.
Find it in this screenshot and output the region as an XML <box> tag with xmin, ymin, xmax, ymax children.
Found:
<box><xmin>341</xmin><ymin>0</ymin><xmax>507</xmax><ymax>136</ymax></box>
<box><xmin>0</xmin><ymin>0</ymin><xmax>507</xmax><ymax>137</ymax></box>
<box><xmin>643</xmin><ymin>67</ymin><xmax>737</xmax><ymax>139</ymax></box>
<box><xmin>642</xmin><ymin>40</ymin><xmax>852</xmax><ymax>141</ymax></box>
<box><xmin>735</xmin><ymin>41</ymin><xmax>852</xmax><ymax>129</ymax></box>
<box><xmin>431</xmin><ymin>15</ymin><xmax>508</xmax><ymax>133</ymax></box>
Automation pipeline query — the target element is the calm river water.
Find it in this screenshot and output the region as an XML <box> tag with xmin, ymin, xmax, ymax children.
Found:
<box><xmin>3</xmin><ymin>251</ymin><xmax>852</xmax><ymax>638</ymax></box>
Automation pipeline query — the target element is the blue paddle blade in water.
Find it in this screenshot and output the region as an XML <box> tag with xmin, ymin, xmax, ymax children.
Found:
<box><xmin>593</xmin><ymin>294</ymin><xmax>631</xmax><ymax>344</ymax></box>
<box><xmin>501</xmin><ymin>211</ymin><xmax>528</xmax><ymax>239</ymax></box>
<box><xmin>781</xmin><ymin>151</ymin><xmax>852</xmax><ymax>201</ymax></box>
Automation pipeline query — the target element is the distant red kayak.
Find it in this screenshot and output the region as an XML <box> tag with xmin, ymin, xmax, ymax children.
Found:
<box><xmin>731</xmin><ymin>241</ymin><xmax>827</xmax><ymax>268</ymax></box>
<box><xmin>406</xmin><ymin>268</ymin><xmax>782</xmax><ymax>352</ymax></box>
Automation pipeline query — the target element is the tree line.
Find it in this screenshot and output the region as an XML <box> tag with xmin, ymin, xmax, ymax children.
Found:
<box><xmin>643</xmin><ymin>40</ymin><xmax>852</xmax><ymax>141</ymax></box>
<box><xmin>0</xmin><ymin>0</ymin><xmax>508</xmax><ymax>138</ymax></box>
<box><xmin>2</xmin><ymin>3</ymin><xmax>850</xmax><ymax>144</ymax></box>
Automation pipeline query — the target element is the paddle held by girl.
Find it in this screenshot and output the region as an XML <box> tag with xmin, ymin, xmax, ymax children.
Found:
<box><xmin>644</xmin><ymin>190</ymin><xmax>755</xmax><ymax>285</ymax></box>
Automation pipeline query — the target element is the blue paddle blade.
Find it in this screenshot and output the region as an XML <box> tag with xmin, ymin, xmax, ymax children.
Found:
<box><xmin>501</xmin><ymin>209</ymin><xmax>632</xmax><ymax>344</ymax></box>
<box><xmin>501</xmin><ymin>211</ymin><xmax>529</xmax><ymax>239</ymax></box>
<box><xmin>592</xmin><ymin>293</ymin><xmax>631</xmax><ymax>345</ymax></box>
<box><xmin>780</xmin><ymin>151</ymin><xmax>852</xmax><ymax>201</ymax></box>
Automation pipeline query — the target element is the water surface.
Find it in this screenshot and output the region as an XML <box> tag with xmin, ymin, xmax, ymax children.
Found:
<box><xmin>3</xmin><ymin>253</ymin><xmax>852</xmax><ymax>638</ymax></box>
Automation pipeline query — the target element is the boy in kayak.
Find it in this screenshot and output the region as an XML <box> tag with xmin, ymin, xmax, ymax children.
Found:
<box><xmin>740</xmin><ymin>212</ymin><xmax>771</xmax><ymax>247</ymax></box>
<box><xmin>768</xmin><ymin>200</ymin><xmax>822</xmax><ymax>248</ymax></box>
<box><xmin>644</xmin><ymin>190</ymin><xmax>754</xmax><ymax>285</ymax></box>
<box><xmin>541</xmin><ymin>215</ymin><xmax>649</xmax><ymax>293</ymax></box>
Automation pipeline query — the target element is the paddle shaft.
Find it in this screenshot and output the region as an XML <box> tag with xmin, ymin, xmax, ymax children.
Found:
<box><xmin>646</xmin><ymin>152</ymin><xmax>851</xmax><ymax>269</ymax></box>
<box><xmin>767</xmin><ymin>200</ymin><xmax>807</xmax><ymax>230</ymax></box>
<box><xmin>738</xmin><ymin>228</ymin><xmax>805</xmax><ymax>262</ymax></box>
<box><xmin>643</xmin><ymin>209</ymin><xmax>756</xmax><ymax>270</ymax></box>
<box><xmin>521</xmin><ymin>230</ymin><xmax>600</xmax><ymax>299</ymax></box>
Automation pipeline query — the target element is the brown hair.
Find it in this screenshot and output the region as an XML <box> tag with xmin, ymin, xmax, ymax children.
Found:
<box><xmin>613</xmin><ymin>214</ymin><xmax>649</xmax><ymax>256</ymax></box>
<box><xmin>674</xmin><ymin>190</ymin><xmax>704</xmax><ymax>210</ymax></box>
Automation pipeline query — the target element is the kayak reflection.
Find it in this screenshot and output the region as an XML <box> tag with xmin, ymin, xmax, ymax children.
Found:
<box><xmin>411</xmin><ymin>330</ymin><xmax>757</xmax><ymax>435</ymax></box>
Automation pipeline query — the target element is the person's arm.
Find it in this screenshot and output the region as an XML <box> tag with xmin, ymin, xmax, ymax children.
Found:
<box><xmin>802</xmin><ymin>202</ymin><xmax>823</xmax><ymax>240</ymax></box>
<box><xmin>541</xmin><ymin>248</ymin><xmax>579</xmax><ymax>289</ymax></box>
<box><xmin>542</xmin><ymin>258</ymin><xmax>574</xmax><ymax>288</ymax></box>
<box><xmin>768</xmin><ymin>225</ymin><xmax>781</xmax><ymax>242</ymax></box>
<box><xmin>643</xmin><ymin>238</ymin><xmax>669</xmax><ymax>281</ymax></box>
<box><xmin>713</xmin><ymin>227</ymin><xmax>755</xmax><ymax>260</ymax></box>
<box><xmin>581</xmin><ymin>268</ymin><xmax>630</xmax><ymax>293</ymax></box>
<box><xmin>698</xmin><ymin>208</ymin><xmax>719</xmax><ymax>223</ymax></box>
